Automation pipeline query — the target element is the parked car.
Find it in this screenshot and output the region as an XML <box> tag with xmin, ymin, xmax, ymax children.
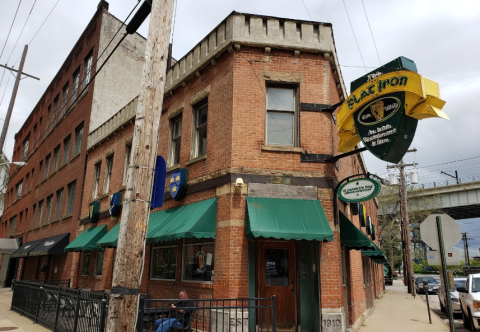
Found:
<box><xmin>415</xmin><ymin>277</ymin><xmax>439</xmax><ymax>294</ymax></box>
<box><xmin>458</xmin><ymin>273</ymin><xmax>480</xmax><ymax>331</ymax></box>
<box><xmin>438</xmin><ymin>277</ymin><xmax>467</xmax><ymax>314</ymax></box>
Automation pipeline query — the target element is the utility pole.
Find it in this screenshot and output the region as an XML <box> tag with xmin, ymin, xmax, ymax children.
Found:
<box><xmin>462</xmin><ymin>233</ymin><xmax>472</xmax><ymax>267</ymax></box>
<box><xmin>0</xmin><ymin>45</ymin><xmax>40</xmax><ymax>151</ymax></box>
<box><xmin>105</xmin><ymin>0</ymin><xmax>174</xmax><ymax>331</ymax></box>
<box><xmin>441</xmin><ymin>170</ymin><xmax>459</xmax><ymax>184</ymax></box>
<box><xmin>387</xmin><ymin>150</ymin><xmax>417</xmax><ymax>294</ymax></box>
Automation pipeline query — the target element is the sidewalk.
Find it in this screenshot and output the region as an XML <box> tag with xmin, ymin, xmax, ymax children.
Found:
<box><xmin>358</xmin><ymin>279</ymin><xmax>448</xmax><ymax>332</ymax></box>
<box><xmin>0</xmin><ymin>287</ymin><xmax>49</xmax><ymax>332</ymax></box>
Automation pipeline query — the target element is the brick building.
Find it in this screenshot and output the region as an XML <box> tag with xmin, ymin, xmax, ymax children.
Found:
<box><xmin>1</xmin><ymin>1</ymin><xmax>146</xmax><ymax>287</ymax></box>
<box><xmin>68</xmin><ymin>12</ymin><xmax>385</xmax><ymax>331</ymax></box>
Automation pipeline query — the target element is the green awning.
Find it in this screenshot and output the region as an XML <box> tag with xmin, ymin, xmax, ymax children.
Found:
<box><xmin>362</xmin><ymin>242</ymin><xmax>388</xmax><ymax>263</ymax></box>
<box><xmin>64</xmin><ymin>225</ymin><xmax>107</xmax><ymax>252</ymax></box>
<box><xmin>97</xmin><ymin>223</ymin><xmax>120</xmax><ymax>248</ymax></box>
<box><xmin>245</xmin><ymin>197</ymin><xmax>333</xmax><ymax>241</ymax></box>
<box><xmin>340</xmin><ymin>212</ymin><xmax>376</xmax><ymax>250</ymax></box>
<box><xmin>146</xmin><ymin>198</ymin><xmax>217</xmax><ymax>243</ymax></box>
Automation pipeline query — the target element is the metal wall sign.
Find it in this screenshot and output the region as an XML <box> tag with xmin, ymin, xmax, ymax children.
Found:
<box><xmin>169</xmin><ymin>168</ymin><xmax>188</xmax><ymax>201</ymax></box>
<box><xmin>338</xmin><ymin>178</ymin><xmax>381</xmax><ymax>203</ymax></box>
<box><xmin>109</xmin><ymin>192</ymin><xmax>122</xmax><ymax>217</ymax></box>
<box><xmin>337</xmin><ymin>56</ymin><xmax>448</xmax><ymax>164</ymax></box>
<box><xmin>89</xmin><ymin>201</ymin><xmax>100</xmax><ymax>223</ymax></box>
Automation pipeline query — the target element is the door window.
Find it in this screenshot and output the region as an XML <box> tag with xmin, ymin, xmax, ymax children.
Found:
<box><xmin>265</xmin><ymin>248</ymin><xmax>289</xmax><ymax>286</ymax></box>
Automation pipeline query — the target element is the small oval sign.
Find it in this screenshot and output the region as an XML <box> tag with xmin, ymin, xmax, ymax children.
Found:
<box><xmin>338</xmin><ymin>178</ymin><xmax>381</xmax><ymax>203</ymax></box>
<box><xmin>357</xmin><ymin>96</ymin><xmax>400</xmax><ymax>126</ymax></box>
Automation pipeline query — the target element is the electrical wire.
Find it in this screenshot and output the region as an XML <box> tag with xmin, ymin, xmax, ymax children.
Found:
<box><xmin>171</xmin><ymin>0</ymin><xmax>178</xmax><ymax>44</ymax></box>
<box><xmin>5</xmin><ymin>0</ymin><xmax>37</xmax><ymax>65</ymax></box>
<box><xmin>0</xmin><ymin>0</ymin><xmax>23</xmax><ymax>60</ymax></box>
<box><xmin>361</xmin><ymin>0</ymin><xmax>381</xmax><ymax>66</ymax></box>
<box><xmin>342</xmin><ymin>0</ymin><xmax>367</xmax><ymax>73</ymax></box>
<box><xmin>300</xmin><ymin>0</ymin><xmax>313</xmax><ymax>20</ymax></box>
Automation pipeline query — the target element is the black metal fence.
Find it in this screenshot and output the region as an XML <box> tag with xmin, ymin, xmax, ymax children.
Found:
<box><xmin>138</xmin><ymin>297</ymin><xmax>277</xmax><ymax>332</ymax></box>
<box><xmin>12</xmin><ymin>279</ymin><xmax>71</xmax><ymax>288</ymax></box>
<box><xmin>11</xmin><ymin>281</ymin><xmax>108</xmax><ymax>332</ymax></box>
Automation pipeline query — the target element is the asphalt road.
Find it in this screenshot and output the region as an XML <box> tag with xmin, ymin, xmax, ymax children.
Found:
<box><xmin>413</xmin><ymin>274</ymin><xmax>469</xmax><ymax>331</ymax></box>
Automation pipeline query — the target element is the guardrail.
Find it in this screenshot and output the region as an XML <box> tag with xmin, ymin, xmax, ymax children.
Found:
<box><xmin>11</xmin><ymin>281</ymin><xmax>107</xmax><ymax>332</ymax></box>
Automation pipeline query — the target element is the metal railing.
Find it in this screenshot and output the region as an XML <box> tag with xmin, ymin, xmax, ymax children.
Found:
<box><xmin>13</xmin><ymin>279</ymin><xmax>71</xmax><ymax>288</ymax></box>
<box><xmin>138</xmin><ymin>297</ymin><xmax>277</xmax><ymax>332</ymax></box>
<box><xmin>11</xmin><ymin>281</ymin><xmax>108</xmax><ymax>332</ymax></box>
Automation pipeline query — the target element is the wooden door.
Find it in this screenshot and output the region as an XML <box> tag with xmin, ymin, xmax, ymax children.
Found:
<box><xmin>258</xmin><ymin>241</ymin><xmax>296</xmax><ymax>331</ymax></box>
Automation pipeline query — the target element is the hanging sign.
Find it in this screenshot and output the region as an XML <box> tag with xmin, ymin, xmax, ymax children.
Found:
<box><xmin>169</xmin><ymin>168</ymin><xmax>188</xmax><ymax>201</ymax></box>
<box><xmin>89</xmin><ymin>201</ymin><xmax>100</xmax><ymax>223</ymax></box>
<box><xmin>338</xmin><ymin>178</ymin><xmax>381</xmax><ymax>203</ymax></box>
<box><xmin>337</xmin><ymin>56</ymin><xmax>449</xmax><ymax>164</ymax></box>
<box><xmin>109</xmin><ymin>192</ymin><xmax>122</xmax><ymax>217</ymax></box>
<box><xmin>359</xmin><ymin>204</ymin><xmax>366</xmax><ymax>228</ymax></box>
<box><xmin>151</xmin><ymin>156</ymin><xmax>167</xmax><ymax>209</ymax></box>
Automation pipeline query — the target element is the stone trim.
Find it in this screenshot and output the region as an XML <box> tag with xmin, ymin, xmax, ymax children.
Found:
<box><xmin>168</xmin><ymin>103</ymin><xmax>184</xmax><ymax>119</ymax></box>
<box><xmin>262</xmin><ymin>71</ymin><xmax>303</xmax><ymax>83</ymax></box>
<box><xmin>261</xmin><ymin>145</ymin><xmax>303</xmax><ymax>153</ymax></box>
<box><xmin>190</xmin><ymin>86</ymin><xmax>211</xmax><ymax>105</ymax></box>
<box><xmin>217</xmin><ymin>220</ymin><xmax>245</xmax><ymax>228</ymax></box>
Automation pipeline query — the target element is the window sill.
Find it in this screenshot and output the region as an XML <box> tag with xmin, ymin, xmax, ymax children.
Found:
<box><xmin>62</xmin><ymin>214</ymin><xmax>73</xmax><ymax>220</ymax></box>
<box><xmin>179</xmin><ymin>280</ymin><xmax>213</xmax><ymax>288</ymax></box>
<box><xmin>58</xmin><ymin>163</ymin><xmax>68</xmax><ymax>172</ymax></box>
<box><xmin>50</xmin><ymin>218</ymin><xmax>61</xmax><ymax>225</ymax></box>
<box><xmin>167</xmin><ymin>164</ymin><xmax>181</xmax><ymax>173</ymax></box>
<box><xmin>70</xmin><ymin>153</ymin><xmax>80</xmax><ymax>163</ymax></box>
<box><xmin>98</xmin><ymin>193</ymin><xmax>110</xmax><ymax>200</ymax></box>
<box><xmin>186</xmin><ymin>154</ymin><xmax>207</xmax><ymax>166</ymax></box>
<box><xmin>261</xmin><ymin>145</ymin><xmax>303</xmax><ymax>153</ymax></box>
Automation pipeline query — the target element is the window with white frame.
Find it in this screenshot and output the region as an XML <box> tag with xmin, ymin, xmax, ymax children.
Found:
<box><xmin>63</xmin><ymin>135</ymin><xmax>71</xmax><ymax>165</ymax></box>
<box><xmin>94</xmin><ymin>251</ymin><xmax>104</xmax><ymax>276</ymax></box>
<box><xmin>83</xmin><ymin>52</ymin><xmax>93</xmax><ymax>91</ymax></box>
<box><xmin>103</xmin><ymin>155</ymin><xmax>113</xmax><ymax>194</ymax></box>
<box><xmin>45</xmin><ymin>194</ymin><xmax>53</xmax><ymax>223</ymax></box>
<box><xmin>37</xmin><ymin>200</ymin><xmax>44</xmax><ymax>226</ymax></box>
<box><xmin>44</xmin><ymin>154</ymin><xmax>51</xmax><ymax>178</ymax></box>
<box><xmin>61</xmin><ymin>82</ymin><xmax>69</xmax><ymax>117</ymax></box>
<box><xmin>182</xmin><ymin>238</ymin><xmax>214</xmax><ymax>282</ymax></box>
<box><xmin>22</xmin><ymin>135</ymin><xmax>30</xmax><ymax>160</ymax></box>
<box><xmin>53</xmin><ymin>145</ymin><xmax>60</xmax><ymax>172</ymax></box>
<box><xmin>15</xmin><ymin>180</ymin><xmax>23</xmax><ymax>199</ymax></box>
<box><xmin>66</xmin><ymin>181</ymin><xmax>76</xmax><ymax>216</ymax></box>
<box><xmin>122</xmin><ymin>144</ymin><xmax>131</xmax><ymax>185</ymax></box>
<box><xmin>9</xmin><ymin>216</ymin><xmax>16</xmax><ymax>237</ymax></box>
<box><xmin>92</xmin><ymin>163</ymin><xmax>101</xmax><ymax>199</ymax></box>
<box><xmin>74</xmin><ymin>123</ymin><xmax>83</xmax><ymax>156</ymax></box>
<box><xmin>82</xmin><ymin>252</ymin><xmax>91</xmax><ymax>276</ymax></box>
<box><xmin>191</xmin><ymin>100</ymin><xmax>208</xmax><ymax>159</ymax></box>
<box><xmin>168</xmin><ymin>116</ymin><xmax>182</xmax><ymax>167</ymax></box>
<box><xmin>72</xmin><ymin>68</ymin><xmax>80</xmax><ymax>104</ymax></box>
<box><xmin>151</xmin><ymin>243</ymin><xmax>177</xmax><ymax>280</ymax></box>
<box><xmin>265</xmin><ymin>86</ymin><xmax>297</xmax><ymax>146</ymax></box>
<box><xmin>55</xmin><ymin>188</ymin><xmax>63</xmax><ymax>220</ymax></box>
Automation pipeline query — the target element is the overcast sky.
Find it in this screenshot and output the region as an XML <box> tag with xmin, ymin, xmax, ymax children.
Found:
<box><xmin>0</xmin><ymin>0</ymin><xmax>479</xmax><ymax>183</ymax></box>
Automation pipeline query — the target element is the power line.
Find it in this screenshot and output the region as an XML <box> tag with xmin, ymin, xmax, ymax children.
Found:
<box><xmin>300</xmin><ymin>0</ymin><xmax>313</xmax><ymax>20</ymax></box>
<box><xmin>361</xmin><ymin>0</ymin><xmax>381</xmax><ymax>66</ymax></box>
<box><xmin>0</xmin><ymin>0</ymin><xmax>23</xmax><ymax>60</ymax></box>
<box><xmin>5</xmin><ymin>0</ymin><xmax>37</xmax><ymax>64</ymax></box>
<box><xmin>342</xmin><ymin>0</ymin><xmax>367</xmax><ymax>73</ymax></box>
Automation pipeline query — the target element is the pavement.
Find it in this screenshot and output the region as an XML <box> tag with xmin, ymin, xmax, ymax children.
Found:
<box><xmin>358</xmin><ymin>278</ymin><xmax>455</xmax><ymax>332</ymax></box>
<box><xmin>0</xmin><ymin>287</ymin><xmax>49</xmax><ymax>332</ymax></box>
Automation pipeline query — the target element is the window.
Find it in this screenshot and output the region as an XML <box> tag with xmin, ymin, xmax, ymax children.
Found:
<box><xmin>15</xmin><ymin>180</ymin><xmax>23</xmax><ymax>199</ymax></box>
<box><xmin>38</xmin><ymin>161</ymin><xmax>43</xmax><ymax>183</ymax></box>
<box><xmin>53</xmin><ymin>95</ymin><xmax>59</xmax><ymax>126</ymax></box>
<box><xmin>168</xmin><ymin>116</ymin><xmax>182</xmax><ymax>167</ymax></box>
<box><xmin>22</xmin><ymin>135</ymin><xmax>30</xmax><ymax>160</ymax></box>
<box><xmin>44</xmin><ymin>154</ymin><xmax>51</xmax><ymax>178</ymax></box>
<box><xmin>341</xmin><ymin>247</ymin><xmax>347</xmax><ymax>286</ymax></box>
<box><xmin>92</xmin><ymin>163</ymin><xmax>101</xmax><ymax>199</ymax></box>
<box><xmin>82</xmin><ymin>252</ymin><xmax>91</xmax><ymax>276</ymax></box>
<box><xmin>38</xmin><ymin>117</ymin><xmax>42</xmax><ymax>139</ymax></box>
<box><xmin>74</xmin><ymin>123</ymin><xmax>83</xmax><ymax>156</ymax></box>
<box><xmin>45</xmin><ymin>195</ymin><xmax>53</xmax><ymax>223</ymax></box>
<box><xmin>54</xmin><ymin>188</ymin><xmax>64</xmax><ymax>220</ymax></box>
<box><xmin>53</xmin><ymin>145</ymin><xmax>60</xmax><ymax>172</ymax></box>
<box><xmin>30</xmin><ymin>168</ymin><xmax>34</xmax><ymax>190</ymax></box>
<box><xmin>19</xmin><ymin>211</ymin><xmax>23</xmax><ymax>233</ymax></box>
<box><xmin>182</xmin><ymin>238</ymin><xmax>214</xmax><ymax>282</ymax></box>
<box><xmin>33</xmin><ymin>125</ymin><xmax>37</xmax><ymax>146</ymax></box>
<box><xmin>9</xmin><ymin>216</ymin><xmax>16</xmax><ymax>237</ymax></box>
<box><xmin>37</xmin><ymin>200</ymin><xmax>44</xmax><ymax>226</ymax></box>
<box><xmin>83</xmin><ymin>52</ymin><xmax>93</xmax><ymax>91</ymax></box>
<box><xmin>25</xmin><ymin>173</ymin><xmax>29</xmax><ymax>192</ymax></box>
<box><xmin>61</xmin><ymin>82</ymin><xmax>69</xmax><ymax>117</ymax></box>
<box><xmin>151</xmin><ymin>245</ymin><xmax>177</xmax><ymax>280</ymax></box>
<box><xmin>47</xmin><ymin>106</ymin><xmax>51</xmax><ymax>129</ymax></box>
<box><xmin>192</xmin><ymin>100</ymin><xmax>208</xmax><ymax>158</ymax></box>
<box><xmin>32</xmin><ymin>204</ymin><xmax>36</xmax><ymax>229</ymax></box>
<box><xmin>103</xmin><ymin>155</ymin><xmax>113</xmax><ymax>194</ymax></box>
<box><xmin>66</xmin><ymin>181</ymin><xmax>76</xmax><ymax>216</ymax></box>
<box><xmin>362</xmin><ymin>256</ymin><xmax>371</xmax><ymax>285</ymax></box>
<box><xmin>266</xmin><ymin>86</ymin><xmax>297</xmax><ymax>146</ymax></box>
<box><xmin>72</xmin><ymin>68</ymin><xmax>80</xmax><ymax>104</ymax></box>
<box><xmin>122</xmin><ymin>145</ymin><xmax>131</xmax><ymax>185</ymax></box>
<box><xmin>94</xmin><ymin>251</ymin><xmax>104</xmax><ymax>276</ymax></box>
<box><xmin>63</xmin><ymin>135</ymin><xmax>71</xmax><ymax>165</ymax></box>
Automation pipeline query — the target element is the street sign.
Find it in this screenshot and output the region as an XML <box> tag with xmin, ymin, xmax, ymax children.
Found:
<box><xmin>420</xmin><ymin>214</ymin><xmax>461</xmax><ymax>250</ymax></box>
<box><xmin>427</xmin><ymin>251</ymin><xmax>461</xmax><ymax>266</ymax></box>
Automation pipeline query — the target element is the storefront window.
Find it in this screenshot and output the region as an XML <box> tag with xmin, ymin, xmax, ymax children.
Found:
<box><xmin>183</xmin><ymin>239</ymin><xmax>214</xmax><ymax>282</ymax></box>
<box><xmin>82</xmin><ymin>252</ymin><xmax>91</xmax><ymax>276</ymax></box>
<box><xmin>151</xmin><ymin>246</ymin><xmax>177</xmax><ymax>280</ymax></box>
<box><xmin>94</xmin><ymin>251</ymin><xmax>104</xmax><ymax>276</ymax></box>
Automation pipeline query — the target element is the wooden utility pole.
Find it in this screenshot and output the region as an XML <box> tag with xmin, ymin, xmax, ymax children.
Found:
<box><xmin>105</xmin><ymin>0</ymin><xmax>174</xmax><ymax>331</ymax></box>
<box><xmin>0</xmin><ymin>45</ymin><xmax>40</xmax><ymax>151</ymax></box>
